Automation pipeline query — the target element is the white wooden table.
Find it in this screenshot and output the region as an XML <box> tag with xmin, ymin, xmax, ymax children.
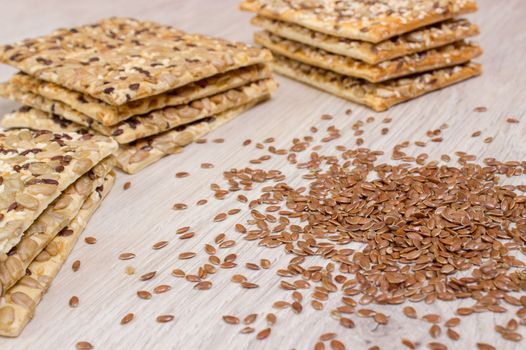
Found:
<box><xmin>1</xmin><ymin>1</ymin><xmax>525</xmax><ymax>349</ymax></box>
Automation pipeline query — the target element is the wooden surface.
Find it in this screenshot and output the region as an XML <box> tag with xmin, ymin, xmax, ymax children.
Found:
<box><xmin>1</xmin><ymin>1</ymin><xmax>525</xmax><ymax>349</ymax></box>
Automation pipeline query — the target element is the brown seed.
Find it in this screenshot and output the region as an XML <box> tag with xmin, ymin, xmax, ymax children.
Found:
<box><xmin>330</xmin><ymin>339</ymin><xmax>345</xmax><ymax>350</ymax></box>
<box><xmin>476</xmin><ymin>344</ymin><xmax>496</xmax><ymax>350</ymax></box>
<box><xmin>231</xmin><ymin>274</ymin><xmax>247</xmax><ymax>283</ymax></box>
<box><xmin>242</xmin><ymin>139</ymin><xmax>252</xmax><ymax>146</ymax></box>
<box><xmin>139</xmin><ymin>271</ymin><xmax>156</xmax><ymax>281</ymax></box>
<box><xmin>244</xmin><ymin>314</ymin><xmax>257</xmax><ymax>325</ymax></box>
<box><xmin>422</xmin><ymin>314</ymin><xmax>441</xmax><ymax>323</ymax></box>
<box><xmin>123</xmin><ymin>181</ymin><xmax>131</xmax><ymax>190</ymax></box>
<box><xmin>153</xmin><ymin>285</ymin><xmax>171</xmax><ymax>294</ymax></box>
<box><xmin>315</xmin><ymin>342</ymin><xmax>326</xmax><ymax>350</ymax></box>
<box><xmin>194</xmin><ymin>281</ymin><xmax>212</xmax><ymax>290</ymax></box>
<box><xmin>320</xmin><ymin>333</ymin><xmax>337</xmax><ymax>341</ymax></box>
<box><xmin>137</xmin><ymin>290</ymin><xmax>152</xmax><ymax>300</ymax></box>
<box><xmin>339</xmin><ymin>317</ymin><xmax>355</xmax><ymax>328</ymax></box>
<box><xmin>213</xmin><ymin>138</ymin><xmax>224</xmax><ymax>143</ymax></box>
<box><xmin>241</xmin><ymin>282</ymin><xmax>259</xmax><ymax>289</ymax></box>
<box><xmin>444</xmin><ymin>317</ymin><xmax>460</xmax><ymax>327</ymax></box>
<box><xmin>266</xmin><ymin>313</ymin><xmax>277</xmax><ymax>325</ymax></box>
<box><xmin>119</xmin><ymin>252</ymin><xmax>135</xmax><ymax>260</ymax></box>
<box><xmin>156</xmin><ymin>314</ymin><xmax>174</xmax><ymax>323</ymax></box>
<box><xmin>69</xmin><ymin>296</ymin><xmax>79</xmax><ymax>308</ymax></box>
<box><xmin>76</xmin><ymin>341</ymin><xmax>93</xmax><ymax>350</ymax></box>
<box><xmin>172</xmin><ymin>203</ymin><xmax>188</xmax><ymax>210</ymax></box>
<box><xmin>240</xmin><ymin>326</ymin><xmax>254</xmax><ymax>334</ymax></box>
<box><xmin>429</xmin><ymin>324</ymin><xmax>441</xmax><ymax>338</ymax></box>
<box><xmin>72</xmin><ymin>260</ymin><xmax>81</xmax><ymax>272</ymax></box>
<box><xmin>427</xmin><ymin>342</ymin><xmax>447</xmax><ymax>350</ymax></box>
<box><xmin>213</xmin><ymin>213</ymin><xmax>227</xmax><ymax>222</ymax></box>
<box><xmin>474</xmin><ymin>106</ymin><xmax>488</xmax><ymax>112</ymax></box>
<box><xmin>502</xmin><ymin>332</ymin><xmax>522</xmax><ymax>342</ymax></box>
<box><xmin>256</xmin><ymin>328</ymin><xmax>271</xmax><ymax>340</ymax></box>
<box><xmin>171</xmin><ymin>269</ymin><xmax>185</xmax><ymax>278</ymax></box>
<box><xmin>222</xmin><ymin>315</ymin><xmax>240</xmax><ymax>325</ymax></box>
<box><xmin>196</xmin><ymin>199</ymin><xmax>207</xmax><ymax>206</ymax></box>
<box><xmin>178</xmin><ymin>252</ymin><xmax>196</xmax><ymax>260</ymax></box>
<box><xmin>403</xmin><ymin>306</ymin><xmax>417</xmax><ymax>319</ymax></box>
<box><xmin>446</xmin><ymin>328</ymin><xmax>460</xmax><ymax>341</ymax></box>
<box><xmin>201</xmin><ymin>163</ymin><xmax>214</xmax><ymax>169</ymax></box>
<box><xmin>506</xmin><ymin>117</ymin><xmax>519</xmax><ymax>123</ymax></box>
<box><xmin>120</xmin><ymin>313</ymin><xmax>134</xmax><ymax>325</ymax></box>
<box><xmin>374</xmin><ymin>312</ymin><xmax>388</xmax><ymax>325</ymax></box>
<box><xmin>456</xmin><ymin>307</ymin><xmax>474</xmax><ymax>316</ymax></box>
<box><xmin>84</xmin><ymin>236</ymin><xmax>97</xmax><ymax>244</ymax></box>
<box><xmin>260</xmin><ymin>259</ymin><xmax>271</xmax><ymax>269</ymax></box>
<box><xmin>152</xmin><ymin>241</ymin><xmax>168</xmax><ymax>250</ymax></box>
<box><xmin>401</xmin><ymin>338</ymin><xmax>416</xmax><ymax>349</ymax></box>
<box><xmin>321</xmin><ymin>114</ymin><xmax>333</xmax><ymax>120</ymax></box>
<box><xmin>175</xmin><ymin>172</ymin><xmax>189</xmax><ymax>178</ymax></box>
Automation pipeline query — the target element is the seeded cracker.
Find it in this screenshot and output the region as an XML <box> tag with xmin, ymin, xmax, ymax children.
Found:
<box><xmin>251</xmin><ymin>16</ymin><xmax>480</xmax><ymax>64</ymax></box>
<box><xmin>255</xmin><ymin>31</ymin><xmax>482</xmax><ymax>82</ymax></box>
<box><xmin>9</xmin><ymin>64</ymin><xmax>272</xmax><ymax>126</ymax></box>
<box><xmin>0</xmin><ymin>172</ymin><xmax>116</xmax><ymax>337</ymax></box>
<box><xmin>0</xmin><ymin>157</ymin><xmax>114</xmax><ymax>294</ymax></box>
<box><xmin>1</xmin><ymin>98</ymin><xmax>268</xmax><ymax>173</ymax></box>
<box><xmin>0</xmin><ymin>130</ymin><xmax>117</xmax><ymax>254</ymax></box>
<box><xmin>0</xmin><ymin>79</ymin><xmax>278</xmax><ymax>144</ymax></box>
<box><xmin>240</xmin><ymin>0</ymin><xmax>478</xmax><ymax>43</ymax></box>
<box><xmin>271</xmin><ymin>54</ymin><xmax>481</xmax><ymax>111</ymax></box>
<box><xmin>0</xmin><ymin>17</ymin><xmax>272</xmax><ymax>106</ymax></box>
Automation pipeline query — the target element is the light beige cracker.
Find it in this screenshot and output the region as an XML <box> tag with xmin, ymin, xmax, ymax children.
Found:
<box><xmin>0</xmin><ymin>17</ymin><xmax>272</xmax><ymax>105</ymax></box>
<box><xmin>1</xmin><ymin>78</ymin><xmax>278</xmax><ymax>144</ymax></box>
<box><xmin>0</xmin><ymin>157</ymin><xmax>114</xmax><ymax>295</ymax></box>
<box><xmin>0</xmin><ymin>172</ymin><xmax>115</xmax><ymax>337</ymax></box>
<box><xmin>0</xmin><ymin>129</ymin><xmax>117</xmax><ymax>254</ymax></box>
<box><xmin>255</xmin><ymin>31</ymin><xmax>482</xmax><ymax>82</ymax></box>
<box><xmin>1</xmin><ymin>108</ymin><xmax>92</xmax><ymax>136</ymax></box>
<box><xmin>241</xmin><ymin>0</ymin><xmax>478</xmax><ymax>43</ymax></box>
<box><xmin>251</xmin><ymin>16</ymin><xmax>480</xmax><ymax>64</ymax></box>
<box><xmin>10</xmin><ymin>64</ymin><xmax>272</xmax><ymax>126</ymax></box>
<box><xmin>271</xmin><ymin>54</ymin><xmax>481</xmax><ymax>111</ymax></box>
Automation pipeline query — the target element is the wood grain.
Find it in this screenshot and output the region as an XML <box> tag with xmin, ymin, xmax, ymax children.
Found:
<box><xmin>0</xmin><ymin>0</ymin><xmax>525</xmax><ymax>349</ymax></box>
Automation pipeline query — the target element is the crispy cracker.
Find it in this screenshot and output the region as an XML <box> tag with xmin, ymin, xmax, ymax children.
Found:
<box><xmin>2</xmin><ymin>78</ymin><xmax>278</xmax><ymax>144</ymax></box>
<box><xmin>0</xmin><ymin>129</ymin><xmax>117</xmax><ymax>254</ymax></box>
<box><xmin>251</xmin><ymin>16</ymin><xmax>480</xmax><ymax>64</ymax></box>
<box><xmin>255</xmin><ymin>31</ymin><xmax>482</xmax><ymax>82</ymax></box>
<box><xmin>10</xmin><ymin>64</ymin><xmax>272</xmax><ymax>126</ymax></box>
<box><xmin>1</xmin><ymin>108</ymin><xmax>91</xmax><ymax>135</ymax></box>
<box><xmin>0</xmin><ymin>157</ymin><xmax>114</xmax><ymax>295</ymax></box>
<box><xmin>271</xmin><ymin>54</ymin><xmax>481</xmax><ymax>111</ymax></box>
<box><xmin>0</xmin><ymin>17</ymin><xmax>272</xmax><ymax>105</ymax></box>
<box><xmin>240</xmin><ymin>0</ymin><xmax>478</xmax><ymax>43</ymax></box>
<box><xmin>0</xmin><ymin>172</ymin><xmax>115</xmax><ymax>337</ymax></box>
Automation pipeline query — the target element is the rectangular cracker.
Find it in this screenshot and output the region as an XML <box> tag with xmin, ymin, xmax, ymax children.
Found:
<box><xmin>0</xmin><ymin>17</ymin><xmax>272</xmax><ymax>106</ymax></box>
<box><xmin>0</xmin><ymin>172</ymin><xmax>115</xmax><ymax>337</ymax></box>
<box><xmin>240</xmin><ymin>0</ymin><xmax>478</xmax><ymax>43</ymax></box>
<box><xmin>10</xmin><ymin>64</ymin><xmax>272</xmax><ymax>126</ymax></box>
<box><xmin>1</xmin><ymin>78</ymin><xmax>278</xmax><ymax>144</ymax></box>
<box><xmin>251</xmin><ymin>16</ymin><xmax>480</xmax><ymax>64</ymax></box>
<box><xmin>270</xmin><ymin>54</ymin><xmax>481</xmax><ymax>111</ymax></box>
<box><xmin>0</xmin><ymin>156</ymin><xmax>114</xmax><ymax>295</ymax></box>
<box><xmin>255</xmin><ymin>31</ymin><xmax>482</xmax><ymax>82</ymax></box>
<box><xmin>0</xmin><ymin>129</ymin><xmax>117</xmax><ymax>254</ymax></box>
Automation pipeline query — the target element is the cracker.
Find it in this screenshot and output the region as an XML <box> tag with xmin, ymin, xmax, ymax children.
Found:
<box><xmin>240</xmin><ymin>0</ymin><xmax>478</xmax><ymax>43</ymax></box>
<box><xmin>0</xmin><ymin>18</ymin><xmax>272</xmax><ymax>106</ymax></box>
<box><xmin>10</xmin><ymin>64</ymin><xmax>272</xmax><ymax>126</ymax></box>
<box><xmin>251</xmin><ymin>16</ymin><xmax>480</xmax><ymax>64</ymax></box>
<box><xmin>2</xmin><ymin>78</ymin><xmax>278</xmax><ymax>144</ymax></box>
<box><xmin>0</xmin><ymin>172</ymin><xmax>115</xmax><ymax>337</ymax></box>
<box><xmin>0</xmin><ymin>129</ymin><xmax>117</xmax><ymax>254</ymax></box>
<box><xmin>0</xmin><ymin>156</ymin><xmax>114</xmax><ymax>295</ymax></box>
<box><xmin>1</xmin><ymin>108</ymin><xmax>91</xmax><ymax>135</ymax></box>
<box><xmin>270</xmin><ymin>54</ymin><xmax>481</xmax><ymax>111</ymax></box>
<box><xmin>255</xmin><ymin>31</ymin><xmax>482</xmax><ymax>82</ymax></box>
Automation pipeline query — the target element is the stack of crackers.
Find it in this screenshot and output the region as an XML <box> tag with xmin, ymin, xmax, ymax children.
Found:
<box><xmin>0</xmin><ymin>129</ymin><xmax>117</xmax><ymax>337</ymax></box>
<box><xmin>0</xmin><ymin>17</ymin><xmax>277</xmax><ymax>174</ymax></box>
<box><xmin>241</xmin><ymin>0</ymin><xmax>482</xmax><ymax>111</ymax></box>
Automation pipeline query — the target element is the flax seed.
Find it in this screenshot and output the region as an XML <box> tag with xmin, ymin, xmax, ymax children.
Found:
<box><xmin>201</xmin><ymin>163</ymin><xmax>214</xmax><ymax>169</ymax></box>
<box><xmin>194</xmin><ymin>281</ymin><xmax>212</xmax><ymax>290</ymax></box>
<box><xmin>244</xmin><ymin>314</ymin><xmax>257</xmax><ymax>325</ymax></box>
<box><xmin>139</xmin><ymin>271</ymin><xmax>156</xmax><ymax>281</ymax></box>
<box><xmin>172</xmin><ymin>203</ymin><xmax>187</xmax><ymax>210</ymax></box>
<box><xmin>266</xmin><ymin>313</ymin><xmax>277</xmax><ymax>325</ymax></box>
<box><xmin>474</xmin><ymin>106</ymin><xmax>488</xmax><ymax>112</ymax></box>
<box><xmin>156</xmin><ymin>315</ymin><xmax>174</xmax><ymax>323</ymax></box>
<box><xmin>330</xmin><ymin>339</ymin><xmax>345</xmax><ymax>350</ymax></box>
<box><xmin>72</xmin><ymin>260</ymin><xmax>80</xmax><ymax>272</ymax></box>
<box><xmin>119</xmin><ymin>252</ymin><xmax>135</xmax><ymax>260</ymax></box>
<box><xmin>123</xmin><ymin>181</ymin><xmax>131</xmax><ymax>190</ymax></box>
<box><xmin>446</xmin><ymin>328</ymin><xmax>460</xmax><ymax>341</ymax></box>
<box><xmin>153</xmin><ymin>285</ymin><xmax>171</xmax><ymax>294</ymax></box>
<box><xmin>69</xmin><ymin>296</ymin><xmax>79</xmax><ymax>308</ymax></box>
<box><xmin>222</xmin><ymin>315</ymin><xmax>240</xmax><ymax>325</ymax></box>
<box><xmin>152</xmin><ymin>241</ymin><xmax>168</xmax><ymax>250</ymax></box>
<box><xmin>256</xmin><ymin>328</ymin><xmax>271</xmax><ymax>340</ymax></box>
<box><xmin>84</xmin><ymin>236</ymin><xmax>97</xmax><ymax>244</ymax></box>
<box><xmin>120</xmin><ymin>313</ymin><xmax>134</xmax><ymax>325</ymax></box>
<box><xmin>178</xmin><ymin>252</ymin><xmax>196</xmax><ymax>260</ymax></box>
<box><xmin>137</xmin><ymin>290</ymin><xmax>152</xmax><ymax>300</ymax></box>
<box><xmin>175</xmin><ymin>172</ymin><xmax>189</xmax><ymax>178</ymax></box>
<box><xmin>76</xmin><ymin>341</ymin><xmax>93</xmax><ymax>350</ymax></box>
<box><xmin>240</xmin><ymin>326</ymin><xmax>255</xmax><ymax>334</ymax></box>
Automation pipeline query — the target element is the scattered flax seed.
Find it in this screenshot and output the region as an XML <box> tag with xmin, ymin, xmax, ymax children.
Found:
<box><xmin>401</xmin><ymin>338</ymin><xmax>416</xmax><ymax>349</ymax></box>
<box><xmin>366</xmin><ymin>116</ymin><xmax>374</xmax><ymax>123</ymax></box>
<box><xmin>429</xmin><ymin>324</ymin><xmax>441</xmax><ymax>338</ymax></box>
<box><xmin>213</xmin><ymin>138</ymin><xmax>225</xmax><ymax>143</ymax></box>
<box><xmin>178</xmin><ymin>252</ymin><xmax>196</xmax><ymax>260</ymax></box>
<box><xmin>330</xmin><ymin>339</ymin><xmax>346</xmax><ymax>350</ymax></box>
<box><xmin>483</xmin><ymin>136</ymin><xmax>494</xmax><ymax>143</ymax></box>
<box><xmin>321</xmin><ymin>114</ymin><xmax>333</xmax><ymax>120</ymax></box>
<box><xmin>256</xmin><ymin>328</ymin><xmax>271</xmax><ymax>340</ymax></box>
<box><xmin>244</xmin><ymin>314</ymin><xmax>257</xmax><ymax>325</ymax></box>
<box><xmin>119</xmin><ymin>252</ymin><xmax>135</xmax><ymax>260</ymax></box>
<box><xmin>223</xmin><ymin>315</ymin><xmax>240</xmax><ymax>325</ymax></box>
<box><xmin>173</xmin><ymin>203</ymin><xmax>190</xmax><ymax>212</ymax></box>
<box><xmin>382</xmin><ymin>117</ymin><xmax>392</xmax><ymax>123</ymax></box>
<box><xmin>153</xmin><ymin>285</ymin><xmax>171</xmax><ymax>294</ymax></box>
<box><xmin>76</xmin><ymin>341</ymin><xmax>94</xmax><ymax>350</ymax></box>
<box><xmin>403</xmin><ymin>306</ymin><xmax>417</xmax><ymax>319</ymax></box>
<box><xmin>72</xmin><ymin>260</ymin><xmax>81</xmax><ymax>272</ymax></box>
<box><xmin>171</xmin><ymin>269</ymin><xmax>185</xmax><ymax>278</ymax></box>
<box><xmin>195</xmin><ymin>138</ymin><xmax>207</xmax><ymax>144</ymax></box>
<box><xmin>456</xmin><ymin>308</ymin><xmax>474</xmax><ymax>316</ymax></box>
<box><xmin>152</xmin><ymin>241</ymin><xmax>168</xmax><ymax>250</ymax></box>
<box><xmin>120</xmin><ymin>313</ymin><xmax>134</xmax><ymax>325</ymax></box>
<box><xmin>69</xmin><ymin>296</ymin><xmax>79</xmax><ymax>308</ymax></box>
<box><xmin>241</xmin><ymin>282</ymin><xmax>259</xmax><ymax>289</ymax></box>
<box><xmin>123</xmin><ymin>181</ymin><xmax>131</xmax><ymax>190</ymax></box>
<box><xmin>506</xmin><ymin>117</ymin><xmax>519</xmax><ymax>123</ymax></box>
<box><xmin>213</xmin><ymin>213</ymin><xmax>227</xmax><ymax>222</ymax></box>
<box><xmin>237</xmin><ymin>195</ymin><xmax>248</xmax><ymax>203</ymax></box>
<box><xmin>320</xmin><ymin>333</ymin><xmax>337</xmax><ymax>341</ymax></box>
<box><xmin>315</xmin><ymin>342</ymin><xmax>325</xmax><ymax>350</ymax></box>
<box><xmin>84</xmin><ymin>236</ymin><xmax>97</xmax><ymax>244</ymax></box>
<box><xmin>228</xmin><ymin>208</ymin><xmax>241</xmax><ymax>215</ymax></box>
<box><xmin>444</xmin><ymin>317</ymin><xmax>460</xmax><ymax>327</ymax></box>
<box><xmin>260</xmin><ymin>259</ymin><xmax>271</xmax><ymax>269</ymax></box>
<box><xmin>176</xmin><ymin>227</ymin><xmax>190</xmax><ymax>235</ymax></box>
<box><xmin>201</xmin><ymin>163</ymin><xmax>214</xmax><ymax>169</ymax></box>
<box><xmin>476</xmin><ymin>344</ymin><xmax>496</xmax><ymax>350</ymax></box>
<box><xmin>381</xmin><ymin>128</ymin><xmax>389</xmax><ymax>135</ymax></box>
<box><xmin>474</xmin><ymin>106</ymin><xmax>488</xmax><ymax>112</ymax></box>
<box><xmin>422</xmin><ymin>314</ymin><xmax>441</xmax><ymax>324</ymax></box>
<box><xmin>374</xmin><ymin>313</ymin><xmax>388</xmax><ymax>325</ymax></box>
<box><xmin>194</xmin><ymin>281</ymin><xmax>213</xmax><ymax>290</ymax></box>
<box><xmin>430</xmin><ymin>137</ymin><xmax>443</xmax><ymax>142</ymax></box>
<box><xmin>345</xmin><ymin>109</ymin><xmax>352</xmax><ymax>115</ymax></box>
<box><xmin>339</xmin><ymin>317</ymin><xmax>355</xmax><ymax>328</ymax></box>
<box><xmin>156</xmin><ymin>315</ymin><xmax>174</xmax><ymax>323</ymax></box>
<box><xmin>139</xmin><ymin>271</ymin><xmax>156</xmax><ymax>281</ymax></box>
<box><xmin>196</xmin><ymin>199</ymin><xmax>208</xmax><ymax>206</ymax></box>
<box><xmin>266</xmin><ymin>313</ymin><xmax>277</xmax><ymax>325</ymax></box>
<box><xmin>137</xmin><ymin>290</ymin><xmax>152</xmax><ymax>300</ymax></box>
<box><xmin>427</xmin><ymin>342</ymin><xmax>447</xmax><ymax>350</ymax></box>
<box><xmin>240</xmin><ymin>327</ymin><xmax>255</xmax><ymax>334</ymax></box>
<box><xmin>243</xmin><ymin>139</ymin><xmax>252</xmax><ymax>146</ymax></box>
<box><xmin>446</xmin><ymin>328</ymin><xmax>460</xmax><ymax>341</ymax></box>
<box><xmin>175</xmin><ymin>172</ymin><xmax>189</xmax><ymax>178</ymax></box>
<box><xmin>231</xmin><ymin>274</ymin><xmax>247</xmax><ymax>283</ymax></box>
<box><xmin>471</xmin><ymin>131</ymin><xmax>481</xmax><ymax>137</ymax></box>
